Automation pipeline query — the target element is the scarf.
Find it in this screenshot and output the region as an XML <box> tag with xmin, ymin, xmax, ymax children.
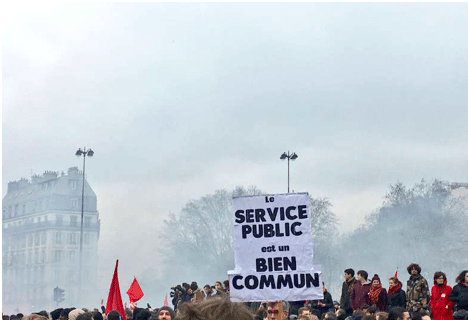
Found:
<box><xmin>388</xmin><ymin>281</ymin><xmax>402</xmax><ymax>298</ymax></box>
<box><xmin>369</xmin><ymin>283</ymin><xmax>383</xmax><ymax>304</ymax></box>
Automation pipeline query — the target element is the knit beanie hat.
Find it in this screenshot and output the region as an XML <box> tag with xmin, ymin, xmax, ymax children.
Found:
<box><xmin>371</xmin><ymin>274</ymin><xmax>381</xmax><ymax>283</ymax></box>
<box><xmin>157</xmin><ymin>306</ymin><xmax>175</xmax><ymax>319</ymax></box>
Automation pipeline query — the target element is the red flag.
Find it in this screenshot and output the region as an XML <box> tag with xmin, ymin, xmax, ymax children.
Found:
<box><xmin>105</xmin><ymin>260</ymin><xmax>126</xmax><ymax>320</ymax></box>
<box><xmin>163</xmin><ymin>294</ymin><xmax>168</xmax><ymax>307</ymax></box>
<box><xmin>394</xmin><ymin>269</ymin><xmax>398</xmax><ymax>278</ymax></box>
<box><xmin>127</xmin><ymin>277</ymin><xmax>144</xmax><ymax>303</ymax></box>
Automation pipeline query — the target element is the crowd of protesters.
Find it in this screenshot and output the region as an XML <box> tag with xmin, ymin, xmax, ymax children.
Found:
<box><xmin>3</xmin><ymin>266</ymin><xmax>467</xmax><ymax>320</ymax></box>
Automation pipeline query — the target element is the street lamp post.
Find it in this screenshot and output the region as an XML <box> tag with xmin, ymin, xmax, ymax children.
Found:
<box><xmin>280</xmin><ymin>151</ymin><xmax>298</xmax><ymax>193</ymax></box>
<box><xmin>75</xmin><ymin>147</ymin><xmax>94</xmax><ymax>301</ymax></box>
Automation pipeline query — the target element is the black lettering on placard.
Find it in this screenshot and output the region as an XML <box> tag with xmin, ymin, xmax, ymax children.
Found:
<box><xmin>255</xmin><ymin>208</ymin><xmax>266</xmax><ymax>222</ymax></box>
<box><xmin>279</xmin><ymin>245</ymin><xmax>290</xmax><ymax>252</ymax></box>
<box><xmin>277</xmin><ymin>274</ymin><xmax>294</xmax><ymax>289</ymax></box>
<box><xmin>298</xmin><ymin>205</ymin><xmax>307</xmax><ymax>218</ymax></box>
<box><xmin>245</xmin><ymin>275</ymin><xmax>258</xmax><ymax>289</ymax></box>
<box><xmin>267</xmin><ymin>207</ymin><xmax>278</xmax><ymax>221</ymax></box>
<box><xmin>265</xmin><ymin>196</ymin><xmax>274</xmax><ymax>203</ymax></box>
<box><xmin>245</xmin><ymin>209</ymin><xmax>255</xmax><ymax>223</ymax></box>
<box><xmin>307</xmin><ymin>273</ymin><xmax>320</xmax><ymax>287</ymax></box>
<box><xmin>261</xmin><ymin>245</ymin><xmax>276</xmax><ymax>252</ymax></box>
<box><xmin>235</xmin><ymin>210</ymin><xmax>245</xmax><ymax>223</ymax></box>
<box><xmin>231</xmin><ymin>273</ymin><xmax>321</xmax><ymax>290</ymax></box>
<box><xmin>232</xmin><ymin>275</ymin><xmax>244</xmax><ymax>289</ymax></box>
<box><xmin>260</xmin><ymin>275</ymin><xmax>276</xmax><ymax>289</ymax></box>
<box><xmin>286</xmin><ymin>206</ymin><xmax>297</xmax><ymax>219</ymax></box>
<box><xmin>241</xmin><ymin>222</ymin><xmax>303</xmax><ymax>239</ymax></box>
<box><xmin>256</xmin><ymin>257</ymin><xmax>297</xmax><ymax>272</ymax></box>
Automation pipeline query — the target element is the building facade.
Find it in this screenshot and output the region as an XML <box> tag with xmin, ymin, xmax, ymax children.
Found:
<box><xmin>2</xmin><ymin>167</ymin><xmax>100</xmax><ymax>313</ymax></box>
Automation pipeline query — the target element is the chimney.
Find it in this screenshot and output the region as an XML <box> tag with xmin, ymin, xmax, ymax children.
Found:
<box><xmin>7</xmin><ymin>181</ymin><xmax>19</xmax><ymax>193</ymax></box>
<box><xmin>68</xmin><ymin>167</ymin><xmax>80</xmax><ymax>177</ymax></box>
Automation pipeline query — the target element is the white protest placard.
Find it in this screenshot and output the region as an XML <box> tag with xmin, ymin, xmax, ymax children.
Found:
<box><xmin>228</xmin><ymin>193</ymin><xmax>323</xmax><ymax>302</ymax></box>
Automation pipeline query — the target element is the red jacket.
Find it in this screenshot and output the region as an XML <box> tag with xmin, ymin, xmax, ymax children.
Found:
<box><xmin>350</xmin><ymin>281</ymin><xmax>371</xmax><ymax>310</ymax></box>
<box><xmin>431</xmin><ymin>280</ymin><xmax>455</xmax><ymax>320</ymax></box>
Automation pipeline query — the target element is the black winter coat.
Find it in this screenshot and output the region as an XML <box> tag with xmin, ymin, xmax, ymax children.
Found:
<box><xmin>387</xmin><ymin>289</ymin><xmax>406</xmax><ymax>311</ymax></box>
<box><xmin>449</xmin><ymin>283</ymin><xmax>468</xmax><ymax>311</ymax></box>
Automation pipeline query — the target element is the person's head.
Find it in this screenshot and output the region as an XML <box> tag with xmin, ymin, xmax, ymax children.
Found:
<box><xmin>68</xmin><ymin>310</ymin><xmax>85</xmax><ymax>320</ymax></box>
<box><xmin>157</xmin><ymin>307</ymin><xmax>175</xmax><ymax>320</ymax></box>
<box><xmin>135</xmin><ymin>309</ymin><xmax>151</xmax><ymax>320</ymax></box>
<box><xmin>433</xmin><ymin>271</ymin><xmax>446</xmax><ymax>285</ymax></box>
<box><xmin>376</xmin><ymin>313</ymin><xmax>388</xmax><ymax>320</ymax></box>
<box><xmin>324</xmin><ymin>312</ymin><xmax>338</xmax><ymax>320</ymax></box>
<box><xmin>214</xmin><ymin>281</ymin><xmax>223</xmax><ymax>291</ymax></box>
<box><xmin>190</xmin><ymin>281</ymin><xmax>198</xmax><ymax>291</ymax></box>
<box><xmin>421</xmin><ymin>316</ymin><xmax>431</xmax><ymax>320</ymax></box>
<box><xmin>407</xmin><ymin>264</ymin><xmax>421</xmax><ymax>275</ymax></box>
<box><xmin>107</xmin><ymin>311</ymin><xmax>121</xmax><ymax>320</ymax></box>
<box><xmin>388</xmin><ymin>308</ymin><xmax>410</xmax><ymax>320</ymax></box>
<box><xmin>298</xmin><ymin>307</ymin><xmax>311</xmax><ymax>317</ymax></box>
<box><xmin>360</xmin><ymin>305</ymin><xmax>370</xmax><ymax>315</ymax></box>
<box><xmin>371</xmin><ymin>275</ymin><xmax>381</xmax><ymax>286</ymax></box>
<box><xmin>75</xmin><ymin>313</ymin><xmax>93</xmax><ymax>320</ymax></box>
<box><xmin>361</xmin><ymin>316</ymin><xmax>375</xmax><ymax>320</ymax></box>
<box><xmin>367</xmin><ymin>306</ymin><xmax>377</xmax><ymax>316</ymax></box>
<box><xmin>453</xmin><ymin>310</ymin><xmax>468</xmax><ymax>320</ymax></box>
<box><xmin>455</xmin><ymin>270</ymin><xmax>468</xmax><ymax>284</ymax></box>
<box><xmin>344</xmin><ymin>269</ymin><xmax>355</xmax><ymax>280</ymax></box>
<box><xmin>223</xmin><ymin>280</ymin><xmax>230</xmax><ymax>291</ymax></box>
<box><xmin>388</xmin><ymin>277</ymin><xmax>400</xmax><ymax>288</ymax></box>
<box><xmin>91</xmin><ymin>312</ymin><xmax>103</xmax><ymax>320</ymax></box>
<box><xmin>51</xmin><ymin>309</ymin><xmax>64</xmax><ymax>320</ymax></box>
<box><xmin>204</xmin><ymin>284</ymin><xmax>213</xmax><ymax>294</ymax></box>
<box><xmin>177</xmin><ymin>297</ymin><xmax>254</xmax><ymax>320</ymax></box>
<box><xmin>322</xmin><ymin>282</ymin><xmax>327</xmax><ymax>292</ymax></box>
<box><xmin>60</xmin><ymin>309</ymin><xmax>73</xmax><ymax>320</ymax></box>
<box><xmin>267</xmin><ymin>301</ymin><xmax>289</xmax><ymax>320</ymax></box>
<box><xmin>357</xmin><ymin>270</ymin><xmax>368</xmax><ymax>282</ymax></box>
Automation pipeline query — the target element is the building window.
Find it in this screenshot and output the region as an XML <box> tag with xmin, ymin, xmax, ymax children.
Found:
<box><xmin>70</xmin><ymin>216</ymin><xmax>78</xmax><ymax>227</ymax></box>
<box><xmin>14</xmin><ymin>204</ymin><xmax>19</xmax><ymax>216</ymax></box>
<box><xmin>84</xmin><ymin>234</ymin><xmax>90</xmax><ymax>244</ymax></box>
<box><xmin>28</xmin><ymin>235</ymin><xmax>33</xmax><ymax>247</ymax></box>
<box><xmin>2</xmin><ymin>207</ymin><xmax>6</xmax><ymax>219</ymax></box>
<box><xmin>22</xmin><ymin>204</ymin><xmax>26</xmax><ymax>214</ymax></box>
<box><xmin>71</xmin><ymin>180</ymin><xmax>78</xmax><ymax>189</ymax></box>
<box><xmin>56</xmin><ymin>215</ymin><xmax>63</xmax><ymax>226</ymax></box>
<box><xmin>34</xmin><ymin>233</ymin><xmax>40</xmax><ymax>246</ymax></box>
<box><xmin>69</xmin><ymin>250</ymin><xmax>76</xmax><ymax>262</ymax></box>
<box><xmin>69</xmin><ymin>233</ymin><xmax>77</xmax><ymax>245</ymax></box>
<box><xmin>41</xmin><ymin>233</ymin><xmax>47</xmax><ymax>245</ymax></box>
<box><xmin>85</xmin><ymin>217</ymin><xmax>91</xmax><ymax>228</ymax></box>
<box><xmin>54</xmin><ymin>250</ymin><xmax>62</xmax><ymax>262</ymax></box>
<box><xmin>55</xmin><ymin>232</ymin><xmax>62</xmax><ymax>244</ymax></box>
<box><xmin>71</xmin><ymin>199</ymin><xmax>79</xmax><ymax>209</ymax></box>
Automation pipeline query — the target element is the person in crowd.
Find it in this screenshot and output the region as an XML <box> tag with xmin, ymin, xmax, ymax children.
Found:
<box><xmin>50</xmin><ymin>309</ymin><xmax>64</xmax><ymax>320</ymax></box>
<box><xmin>223</xmin><ymin>280</ymin><xmax>230</xmax><ymax>294</ymax></box>
<box><xmin>156</xmin><ymin>306</ymin><xmax>174</xmax><ymax>320</ymax></box>
<box><xmin>336</xmin><ymin>309</ymin><xmax>347</xmax><ymax>320</ymax></box>
<box><xmin>449</xmin><ymin>270</ymin><xmax>468</xmax><ymax>312</ymax></box>
<box><xmin>298</xmin><ymin>307</ymin><xmax>312</xmax><ymax>318</ymax></box>
<box><xmin>351</xmin><ymin>271</ymin><xmax>371</xmax><ymax>311</ymax></box>
<box><xmin>406</xmin><ymin>263</ymin><xmax>430</xmax><ymax>314</ymax></box>
<box><xmin>369</xmin><ymin>275</ymin><xmax>388</xmax><ymax>311</ymax></box>
<box><xmin>176</xmin><ymin>297</ymin><xmax>254</xmax><ymax>320</ymax></box>
<box><xmin>387</xmin><ymin>277</ymin><xmax>406</xmax><ymax>311</ymax></box>
<box><xmin>203</xmin><ymin>284</ymin><xmax>214</xmax><ymax>299</ymax></box>
<box><xmin>297</xmin><ymin>316</ymin><xmax>309</xmax><ymax>320</ymax></box>
<box><xmin>388</xmin><ymin>307</ymin><xmax>410</xmax><ymax>320</ymax></box>
<box><xmin>324</xmin><ymin>312</ymin><xmax>338</xmax><ymax>320</ymax></box>
<box><xmin>75</xmin><ymin>313</ymin><xmax>93</xmax><ymax>320</ymax></box>
<box><xmin>361</xmin><ymin>315</ymin><xmax>375</xmax><ymax>320</ymax></box>
<box><xmin>266</xmin><ymin>301</ymin><xmax>290</xmax><ymax>320</ymax></box>
<box><xmin>311</xmin><ymin>282</ymin><xmax>334</xmax><ymax>317</ymax></box>
<box><xmin>107</xmin><ymin>311</ymin><xmax>121</xmax><ymax>320</ymax></box>
<box><xmin>375</xmin><ymin>312</ymin><xmax>388</xmax><ymax>320</ymax></box>
<box><xmin>430</xmin><ymin>271</ymin><xmax>455</xmax><ymax>320</ymax></box>
<box><xmin>342</xmin><ymin>269</ymin><xmax>358</xmax><ymax>317</ymax></box>
<box><xmin>214</xmin><ymin>281</ymin><xmax>225</xmax><ymax>296</ymax></box>
<box><xmin>452</xmin><ymin>310</ymin><xmax>468</xmax><ymax>320</ymax></box>
<box><xmin>68</xmin><ymin>310</ymin><xmax>84</xmax><ymax>320</ymax></box>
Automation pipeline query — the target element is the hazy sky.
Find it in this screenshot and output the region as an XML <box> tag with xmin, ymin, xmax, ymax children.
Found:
<box><xmin>3</xmin><ymin>1</ymin><xmax>468</xmax><ymax>298</ymax></box>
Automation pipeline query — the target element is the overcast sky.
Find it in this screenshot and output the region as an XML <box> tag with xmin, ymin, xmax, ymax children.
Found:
<box><xmin>3</xmin><ymin>1</ymin><xmax>468</xmax><ymax>297</ymax></box>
